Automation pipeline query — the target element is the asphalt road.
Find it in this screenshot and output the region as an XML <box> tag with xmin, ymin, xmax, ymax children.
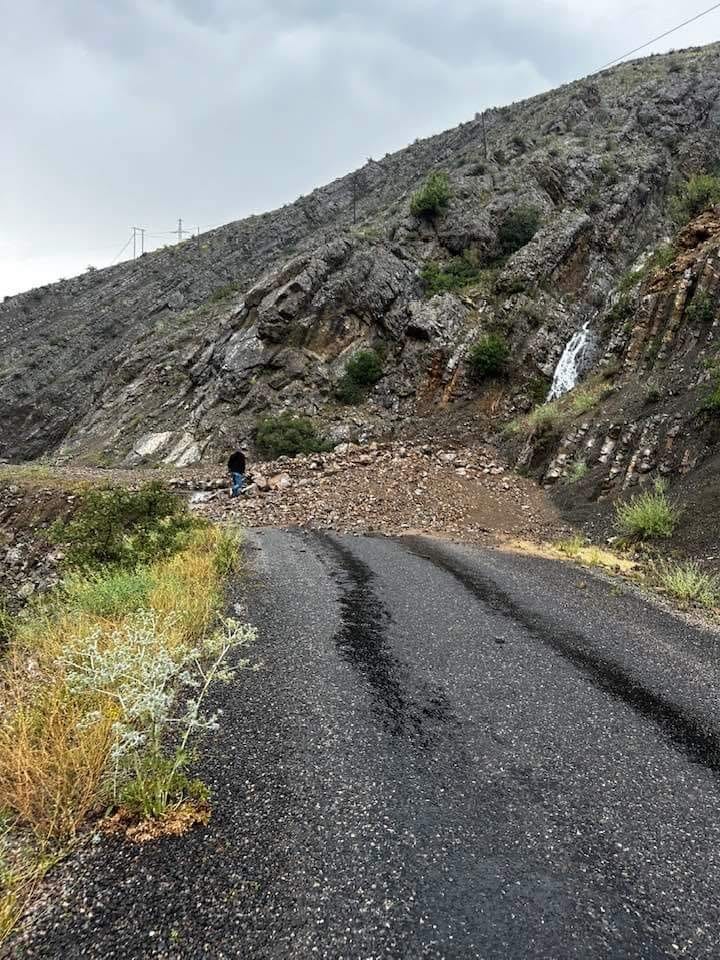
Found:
<box><xmin>11</xmin><ymin>530</ymin><xmax>720</xmax><ymax>959</ymax></box>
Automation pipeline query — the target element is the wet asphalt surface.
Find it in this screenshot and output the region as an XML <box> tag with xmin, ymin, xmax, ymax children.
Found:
<box><xmin>9</xmin><ymin>529</ymin><xmax>720</xmax><ymax>959</ymax></box>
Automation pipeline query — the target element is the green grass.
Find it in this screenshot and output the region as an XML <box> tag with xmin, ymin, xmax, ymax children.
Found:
<box><xmin>669</xmin><ymin>173</ymin><xmax>720</xmax><ymax>225</ymax></box>
<box><xmin>614</xmin><ymin>482</ymin><xmax>680</xmax><ymax>540</ymax></box>
<box><xmin>564</xmin><ymin>460</ymin><xmax>588</xmax><ymax>484</ymax></box>
<box><xmin>654</xmin><ymin>560</ymin><xmax>719</xmax><ymax>608</ymax></box>
<box><xmin>514</xmin><ymin>381</ymin><xmax>610</xmax><ymax>438</ymax></box>
<box><xmin>59</xmin><ymin>568</ymin><xmax>155</xmax><ymax>619</ymax></box>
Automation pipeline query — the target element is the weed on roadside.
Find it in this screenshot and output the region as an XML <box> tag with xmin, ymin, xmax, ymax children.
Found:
<box><xmin>614</xmin><ymin>480</ymin><xmax>680</xmax><ymax>540</ymax></box>
<box><xmin>653</xmin><ymin>560</ymin><xmax>719</xmax><ymax>608</ymax></box>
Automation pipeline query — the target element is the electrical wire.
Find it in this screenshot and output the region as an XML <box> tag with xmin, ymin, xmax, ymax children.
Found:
<box><xmin>598</xmin><ymin>1</ymin><xmax>720</xmax><ymax>70</ymax></box>
<box><xmin>110</xmin><ymin>233</ymin><xmax>134</xmax><ymax>265</ymax></box>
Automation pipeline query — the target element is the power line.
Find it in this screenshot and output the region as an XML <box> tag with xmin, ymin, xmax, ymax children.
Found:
<box><xmin>111</xmin><ymin>233</ymin><xmax>134</xmax><ymax>265</ymax></box>
<box><xmin>598</xmin><ymin>1</ymin><xmax>720</xmax><ymax>70</ymax></box>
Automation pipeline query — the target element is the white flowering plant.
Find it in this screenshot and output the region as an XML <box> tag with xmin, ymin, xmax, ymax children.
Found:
<box><xmin>62</xmin><ymin>612</ymin><xmax>256</xmax><ymax>819</ymax></box>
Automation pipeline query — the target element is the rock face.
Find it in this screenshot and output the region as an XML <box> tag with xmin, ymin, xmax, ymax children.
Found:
<box><xmin>518</xmin><ymin>208</ymin><xmax>720</xmax><ymax>497</ymax></box>
<box><xmin>1</xmin><ymin>43</ymin><xmax>720</xmax><ymax>480</ymax></box>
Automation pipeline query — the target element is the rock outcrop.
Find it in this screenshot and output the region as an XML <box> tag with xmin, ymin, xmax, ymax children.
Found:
<box><xmin>520</xmin><ymin>208</ymin><xmax>720</xmax><ymax>497</ymax></box>
<box><xmin>1</xmin><ymin>42</ymin><xmax>720</xmax><ymax>489</ymax></box>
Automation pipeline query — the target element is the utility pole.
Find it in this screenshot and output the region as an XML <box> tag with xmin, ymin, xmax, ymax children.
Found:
<box><xmin>131</xmin><ymin>226</ymin><xmax>145</xmax><ymax>259</ymax></box>
<box><xmin>177</xmin><ymin>218</ymin><xmax>184</xmax><ymax>243</ymax></box>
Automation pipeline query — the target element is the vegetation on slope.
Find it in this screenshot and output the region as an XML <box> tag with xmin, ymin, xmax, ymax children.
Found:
<box><xmin>0</xmin><ymin>484</ymin><xmax>254</xmax><ymax>941</ymax></box>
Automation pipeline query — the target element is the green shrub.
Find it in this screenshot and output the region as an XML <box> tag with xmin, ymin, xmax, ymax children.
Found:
<box><xmin>655</xmin><ymin>560</ymin><xmax>719</xmax><ymax>608</ymax></box>
<box><xmin>669</xmin><ymin>174</ymin><xmax>720</xmax><ymax>224</ymax></box>
<box><xmin>614</xmin><ymin>481</ymin><xmax>680</xmax><ymax>539</ymax></box>
<box><xmin>686</xmin><ymin>291</ymin><xmax>716</xmax><ymax>324</ymax></box>
<box><xmin>466</xmin><ymin>334</ymin><xmax>510</xmax><ymax>381</ymax></box>
<box><xmin>498</xmin><ymin>205</ymin><xmax>541</xmax><ymax>256</ymax></box>
<box><xmin>335</xmin><ymin>375</ymin><xmax>365</xmax><ymax>405</ymax></box>
<box><xmin>51</xmin><ymin>483</ymin><xmax>197</xmax><ymax>570</ymax></box>
<box><xmin>345</xmin><ymin>350</ymin><xmax>384</xmax><ymax>386</ymax></box>
<box><xmin>335</xmin><ymin>349</ymin><xmax>384</xmax><ymax>405</ymax></box>
<box><xmin>421</xmin><ymin>255</ymin><xmax>482</xmax><ymax>297</ymax></box>
<box><xmin>255</xmin><ymin>412</ymin><xmax>330</xmax><ymax>458</ymax></box>
<box><xmin>410</xmin><ymin>172</ymin><xmax>451</xmax><ymax>219</ymax></box>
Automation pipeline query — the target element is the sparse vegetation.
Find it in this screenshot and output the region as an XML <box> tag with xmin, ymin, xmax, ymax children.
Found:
<box><xmin>498</xmin><ymin>205</ymin><xmax>541</xmax><ymax>256</ymax></box>
<box><xmin>654</xmin><ymin>560</ymin><xmax>719</xmax><ymax>608</ymax></box>
<box><xmin>514</xmin><ymin>381</ymin><xmax>610</xmax><ymax>437</ymax></box>
<box><xmin>336</xmin><ymin>349</ymin><xmax>384</xmax><ymax>404</ymax></box>
<box><xmin>421</xmin><ymin>253</ymin><xmax>483</xmax><ymax>297</ymax></box>
<box><xmin>209</xmin><ymin>281</ymin><xmax>242</xmax><ymax>303</ymax></box>
<box><xmin>466</xmin><ymin>334</ymin><xmax>509</xmax><ymax>381</ymax></box>
<box><xmin>0</xmin><ymin>523</ymin><xmax>253</xmax><ymax>940</ymax></box>
<box><xmin>410</xmin><ymin>172</ymin><xmax>451</xmax><ymax>219</ymax></box>
<box><xmin>614</xmin><ymin>480</ymin><xmax>680</xmax><ymax>540</ymax></box>
<box><xmin>703</xmin><ymin>356</ymin><xmax>720</xmax><ymax>412</ymax></box>
<box><xmin>669</xmin><ymin>173</ymin><xmax>720</xmax><ymax>224</ymax></box>
<box><xmin>255</xmin><ymin>412</ymin><xmax>331</xmax><ymax>458</ymax></box>
<box><xmin>618</xmin><ymin>244</ymin><xmax>677</xmax><ymax>292</ymax></box>
<box><xmin>50</xmin><ymin>483</ymin><xmax>196</xmax><ymax>570</ymax></box>
<box><xmin>564</xmin><ymin>460</ymin><xmax>588</xmax><ymax>484</ymax></box>
<box><xmin>686</xmin><ymin>291</ymin><xmax>716</xmax><ymax>324</ymax></box>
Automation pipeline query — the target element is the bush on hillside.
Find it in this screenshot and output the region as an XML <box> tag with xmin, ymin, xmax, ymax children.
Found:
<box><xmin>466</xmin><ymin>334</ymin><xmax>509</xmax><ymax>381</ymax></box>
<box><xmin>669</xmin><ymin>174</ymin><xmax>720</xmax><ymax>224</ymax></box>
<box><xmin>421</xmin><ymin>254</ymin><xmax>483</xmax><ymax>297</ymax></box>
<box><xmin>614</xmin><ymin>481</ymin><xmax>680</xmax><ymax>540</ymax></box>
<box><xmin>336</xmin><ymin>349</ymin><xmax>384</xmax><ymax>404</ymax></box>
<box><xmin>410</xmin><ymin>172</ymin><xmax>451</xmax><ymax>219</ymax></box>
<box><xmin>345</xmin><ymin>349</ymin><xmax>384</xmax><ymax>386</ymax></box>
<box><xmin>498</xmin><ymin>205</ymin><xmax>541</xmax><ymax>256</ymax></box>
<box><xmin>255</xmin><ymin>412</ymin><xmax>330</xmax><ymax>458</ymax></box>
<box><xmin>686</xmin><ymin>291</ymin><xmax>716</xmax><ymax>325</ymax></box>
<box><xmin>51</xmin><ymin>482</ymin><xmax>196</xmax><ymax>570</ymax></box>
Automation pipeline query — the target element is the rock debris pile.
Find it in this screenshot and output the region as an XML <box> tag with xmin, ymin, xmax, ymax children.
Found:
<box><xmin>182</xmin><ymin>441</ymin><xmax>566</xmax><ymax>542</ymax></box>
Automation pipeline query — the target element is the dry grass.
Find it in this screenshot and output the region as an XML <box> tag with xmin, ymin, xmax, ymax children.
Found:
<box><xmin>0</xmin><ymin>523</ymin><xmax>243</xmax><ymax>941</ymax></box>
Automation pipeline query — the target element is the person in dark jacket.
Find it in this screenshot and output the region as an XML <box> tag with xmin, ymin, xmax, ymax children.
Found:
<box><xmin>227</xmin><ymin>448</ymin><xmax>247</xmax><ymax>498</ymax></box>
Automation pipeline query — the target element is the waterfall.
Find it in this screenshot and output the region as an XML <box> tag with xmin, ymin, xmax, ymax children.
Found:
<box><xmin>547</xmin><ymin>321</ymin><xmax>592</xmax><ymax>401</ymax></box>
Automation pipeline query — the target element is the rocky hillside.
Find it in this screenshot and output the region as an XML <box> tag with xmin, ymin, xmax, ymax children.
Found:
<box><xmin>1</xmin><ymin>42</ymin><xmax>719</xmax><ymax>485</ymax></box>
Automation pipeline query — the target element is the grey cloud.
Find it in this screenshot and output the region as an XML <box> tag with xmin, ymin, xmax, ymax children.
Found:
<box><xmin>0</xmin><ymin>0</ymin><xmax>716</xmax><ymax>295</ymax></box>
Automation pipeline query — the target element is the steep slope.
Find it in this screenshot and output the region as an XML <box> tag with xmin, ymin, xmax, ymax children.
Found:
<box><xmin>515</xmin><ymin>205</ymin><xmax>720</xmax><ymax>554</ymax></box>
<box><xmin>1</xmin><ymin>43</ymin><xmax>720</xmax><ymax>469</ymax></box>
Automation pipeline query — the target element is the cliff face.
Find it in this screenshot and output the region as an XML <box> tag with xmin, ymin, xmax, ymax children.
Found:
<box><xmin>1</xmin><ymin>43</ymin><xmax>720</xmax><ymax>474</ymax></box>
<box><xmin>517</xmin><ymin>209</ymin><xmax>720</xmax><ymax>488</ymax></box>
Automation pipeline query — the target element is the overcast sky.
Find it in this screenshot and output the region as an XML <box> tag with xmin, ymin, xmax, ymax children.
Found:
<box><xmin>1</xmin><ymin>0</ymin><xmax>718</xmax><ymax>298</ymax></box>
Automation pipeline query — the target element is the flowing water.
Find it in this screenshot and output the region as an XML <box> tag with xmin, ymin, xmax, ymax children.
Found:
<box><xmin>548</xmin><ymin>321</ymin><xmax>592</xmax><ymax>400</ymax></box>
